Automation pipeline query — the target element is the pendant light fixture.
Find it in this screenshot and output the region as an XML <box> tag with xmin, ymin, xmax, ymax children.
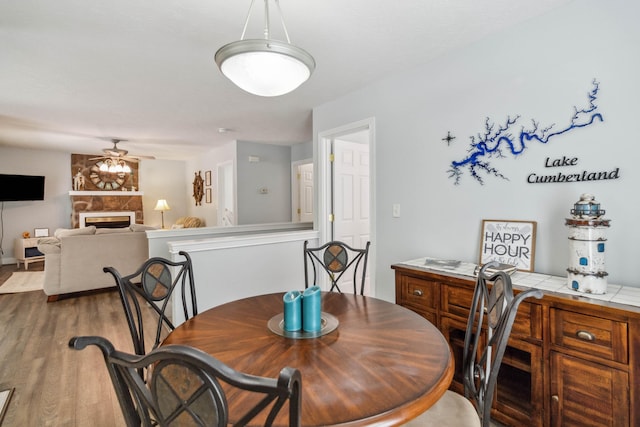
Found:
<box><xmin>215</xmin><ymin>0</ymin><xmax>315</xmax><ymax>97</ymax></box>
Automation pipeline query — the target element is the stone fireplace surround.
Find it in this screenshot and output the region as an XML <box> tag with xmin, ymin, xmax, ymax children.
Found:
<box><xmin>69</xmin><ymin>191</ymin><xmax>144</xmax><ymax>229</ymax></box>
<box><xmin>69</xmin><ymin>153</ymin><xmax>145</xmax><ymax>228</ymax></box>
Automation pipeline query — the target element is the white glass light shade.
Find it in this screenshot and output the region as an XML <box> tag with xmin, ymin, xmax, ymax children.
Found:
<box><xmin>215</xmin><ymin>39</ymin><xmax>315</xmax><ymax>97</ymax></box>
<box><xmin>154</xmin><ymin>199</ymin><xmax>171</xmax><ymax>211</ymax></box>
<box><xmin>99</xmin><ymin>158</ymin><xmax>131</xmax><ymax>174</ymax></box>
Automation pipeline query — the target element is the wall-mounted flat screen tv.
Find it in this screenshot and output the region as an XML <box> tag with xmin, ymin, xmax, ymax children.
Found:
<box><xmin>0</xmin><ymin>174</ymin><xmax>46</xmax><ymax>201</ymax></box>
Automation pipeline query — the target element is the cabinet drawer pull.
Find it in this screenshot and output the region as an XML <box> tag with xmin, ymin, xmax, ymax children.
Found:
<box><xmin>412</xmin><ymin>289</ymin><xmax>423</xmax><ymax>297</ymax></box>
<box><xmin>576</xmin><ymin>330</ymin><xmax>595</xmax><ymax>341</ymax></box>
<box><xmin>551</xmin><ymin>395</ymin><xmax>559</xmax><ymax>403</ymax></box>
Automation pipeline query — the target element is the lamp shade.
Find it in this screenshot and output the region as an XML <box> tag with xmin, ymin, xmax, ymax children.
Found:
<box><xmin>215</xmin><ymin>39</ymin><xmax>315</xmax><ymax>97</ymax></box>
<box><xmin>154</xmin><ymin>199</ymin><xmax>170</xmax><ymax>211</ymax></box>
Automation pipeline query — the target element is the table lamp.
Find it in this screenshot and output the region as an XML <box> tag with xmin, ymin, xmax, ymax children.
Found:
<box><xmin>154</xmin><ymin>199</ymin><xmax>170</xmax><ymax>229</ymax></box>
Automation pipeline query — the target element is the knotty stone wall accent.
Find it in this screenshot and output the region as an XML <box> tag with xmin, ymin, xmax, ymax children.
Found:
<box><xmin>70</xmin><ymin>195</ymin><xmax>143</xmax><ymax>228</ymax></box>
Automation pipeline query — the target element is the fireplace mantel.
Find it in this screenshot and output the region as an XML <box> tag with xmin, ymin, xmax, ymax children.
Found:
<box><xmin>69</xmin><ymin>191</ymin><xmax>144</xmax><ymax>196</ymax></box>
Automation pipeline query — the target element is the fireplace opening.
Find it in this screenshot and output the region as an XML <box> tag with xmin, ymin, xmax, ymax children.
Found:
<box><xmin>85</xmin><ymin>216</ymin><xmax>131</xmax><ymax>228</ymax></box>
<box><xmin>79</xmin><ymin>211</ymin><xmax>136</xmax><ymax>228</ymax></box>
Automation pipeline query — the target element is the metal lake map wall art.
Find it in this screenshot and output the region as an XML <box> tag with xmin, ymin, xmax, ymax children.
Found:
<box><xmin>448</xmin><ymin>80</ymin><xmax>604</xmax><ymax>185</ymax></box>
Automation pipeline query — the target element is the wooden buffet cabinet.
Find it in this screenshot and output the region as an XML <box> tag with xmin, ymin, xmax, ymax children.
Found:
<box><xmin>393</xmin><ymin>260</ymin><xmax>640</xmax><ymax>427</ymax></box>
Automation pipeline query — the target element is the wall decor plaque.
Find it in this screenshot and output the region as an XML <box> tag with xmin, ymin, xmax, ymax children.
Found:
<box><xmin>479</xmin><ymin>219</ymin><xmax>537</xmax><ymax>272</ymax></box>
<box><xmin>192</xmin><ymin>171</ymin><xmax>204</xmax><ymax>206</ymax></box>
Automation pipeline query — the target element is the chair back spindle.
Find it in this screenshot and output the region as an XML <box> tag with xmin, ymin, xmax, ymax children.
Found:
<box><xmin>104</xmin><ymin>250</ymin><xmax>198</xmax><ymax>356</ymax></box>
<box><xmin>69</xmin><ymin>336</ymin><xmax>302</xmax><ymax>426</ymax></box>
<box><xmin>463</xmin><ymin>262</ymin><xmax>543</xmax><ymax>426</ymax></box>
<box><xmin>303</xmin><ymin>240</ymin><xmax>370</xmax><ymax>295</ymax></box>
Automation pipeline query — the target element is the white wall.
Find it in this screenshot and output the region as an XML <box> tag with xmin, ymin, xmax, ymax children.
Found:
<box><xmin>237</xmin><ymin>141</ymin><xmax>292</xmax><ymax>224</ymax></box>
<box><xmin>313</xmin><ymin>0</ymin><xmax>640</xmax><ymax>301</ymax></box>
<box><xmin>140</xmin><ymin>159</ymin><xmax>189</xmax><ymax>228</ymax></box>
<box><xmin>185</xmin><ymin>140</ymin><xmax>313</xmax><ymax>227</ymax></box>
<box><xmin>291</xmin><ymin>140</ymin><xmax>313</xmax><ymax>162</ymax></box>
<box><xmin>185</xmin><ymin>141</ymin><xmax>236</xmax><ymax>227</ymax></box>
<box><xmin>0</xmin><ymin>146</ymin><xmax>70</xmax><ymax>264</ymax></box>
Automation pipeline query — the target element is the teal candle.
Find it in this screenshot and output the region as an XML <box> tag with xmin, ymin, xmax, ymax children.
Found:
<box><xmin>303</xmin><ymin>286</ymin><xmax>322</xmax><ymax>332</ymax></box>
<box><xmin>283</xmin><ymin>290</ymin><xmax>302</xmax><ymax>331</ymax></box>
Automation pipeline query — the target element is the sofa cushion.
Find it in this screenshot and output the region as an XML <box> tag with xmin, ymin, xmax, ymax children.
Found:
<box><xmin>54</xmin><ymin>226</ymin><xmax>96</xmax><ymax>238</ymax></box>
<box><xmin>95</xmin><ymin>227</ymin><xmax>132</xmax><ymax>234</ymax></box>
<box><xmin>130</xmin><ymin>224</ymin><xmax>158</xmax><ymax>232</ymax></box>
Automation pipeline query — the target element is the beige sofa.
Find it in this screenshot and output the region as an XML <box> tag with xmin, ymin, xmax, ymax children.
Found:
<box><xmin>38</xmin><ymin>224</ymin><xmax>154</xmax><ymax>301</ymax></box>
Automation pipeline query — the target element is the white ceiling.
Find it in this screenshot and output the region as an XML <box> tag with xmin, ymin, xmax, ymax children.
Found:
<box><xmin>0</xmin><ymin>0</ymin><xmax>572</xmax><ymax>160</ymax></box>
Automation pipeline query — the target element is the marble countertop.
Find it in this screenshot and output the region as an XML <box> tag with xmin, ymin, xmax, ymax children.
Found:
<box><xmin>397</xmin><ymin>257</ymin><xmax>640</xmax><ymax>309</ymax></box>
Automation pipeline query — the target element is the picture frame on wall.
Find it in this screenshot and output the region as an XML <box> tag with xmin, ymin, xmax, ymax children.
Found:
<box><xmin>205</xmin><ymin>170</ymin><xmax>212</xmax><ymax>186</ymax></box>
<box><xmin>205</xmin><ymin>188</ymin><xmax>212</xmax><ymax>204</ymax></box>
<box><xmin>479</xmin><ymin>219</ymin><xmax>537</xmax><ymax>272</ymax></box>
<box><xmin>34</xmin><ymin>228</ymin><xmax>49</xmax><ymax>238</ymax></box>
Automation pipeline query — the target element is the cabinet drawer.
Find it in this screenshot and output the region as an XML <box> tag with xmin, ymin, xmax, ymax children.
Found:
<box><xmin>550</xmin><ymin>308</ymin><xmax>628</xmax><ymax>363</ymax></box>
<box><xmin>442</xmin><ymin>283</ymin><xmax>542</xmax><ymax>340</ymax></box>
<box><xmin>399</xmin><ymin>276</ymin><xmax>438</xmax><ymax>310</ymax></box>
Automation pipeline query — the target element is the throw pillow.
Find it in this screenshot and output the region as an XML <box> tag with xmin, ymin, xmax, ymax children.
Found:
<box><xmin>54</xmin><ymin>226</ymin><xmax>97</xmax><ymax>238</ymax></box>
<box><xmin>95</xmin><ymin>227</ymin><xmax>132</xmax><ymax>234</ymax></box>
<box><xmin>130</xmin><ymin>224</ymin><xmax>158</xmax><ymax>232</ymax></box>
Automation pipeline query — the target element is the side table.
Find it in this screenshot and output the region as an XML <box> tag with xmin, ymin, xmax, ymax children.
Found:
<box><xmin>14</xmin><ymin>237</ymin><xmax>45</xmax><ymax>270</ymax></box>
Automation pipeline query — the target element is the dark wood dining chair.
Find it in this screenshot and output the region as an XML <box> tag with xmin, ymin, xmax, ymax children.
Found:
<box><xmin>303</xmin><ymin>240</ymin><xmax>371</xmax><ymax>295</ymax></box>
<box><xmin>69</xmin><ymin>336</ymin><xmax>302</xmax><ymax>427</ymax></box>
<box><xmin>404</xmin><ymin>262</ymin><xmax>543</xmax><ymax>427</ymax></box>
<box><xmin>103</xmin><ymin>250</ymin><xmax>198</xmax><ymax>357</ymax></box>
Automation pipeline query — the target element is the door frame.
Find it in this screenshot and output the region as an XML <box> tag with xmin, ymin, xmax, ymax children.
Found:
<box><xmin>216</xmin><ymin>160</ymin><xmax>236</xmax><ymax>226</ymax></box>
<box><xmin>316</xmin><ymin>117</ymin><xmax>376</xmax><ymax>294</ymax></box>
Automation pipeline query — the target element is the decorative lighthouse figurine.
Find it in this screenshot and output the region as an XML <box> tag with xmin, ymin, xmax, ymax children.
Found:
<box><xmin>565</xmin><ymin>193</ymin><xmax>611</xmax><ymax>294</ymax></box>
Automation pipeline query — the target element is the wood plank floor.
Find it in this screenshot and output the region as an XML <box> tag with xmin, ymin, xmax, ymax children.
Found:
<box><xmin>0</xmin><ymin>263</ymin><xmax>157</xmax><ymax>426</ymax></box>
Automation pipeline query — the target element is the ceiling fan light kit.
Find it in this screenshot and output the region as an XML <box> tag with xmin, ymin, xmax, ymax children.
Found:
<box><xmin>98</xmin><ymin>159</ymin><xmax>132</xmax><ymax>174</ymax></box>
<box><xmin>215</xmin><ymin>0</ymin><xmax>315</xmax><ymax>97</ymax></box>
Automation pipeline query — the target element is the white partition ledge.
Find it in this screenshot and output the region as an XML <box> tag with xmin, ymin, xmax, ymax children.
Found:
<box><xmin>167</xmin><ymin>230</ymin><xmax>319</xmax><ymax>253</ymax></box>
<box><xmin>165</xmin><ymin>229</ymin><xmax>320</xmax><ymax>326</ymax></box>
<box><xmin>145</xmin><ymin>222</ymin><xmax>313</xmax><ymax>260</ymax></box>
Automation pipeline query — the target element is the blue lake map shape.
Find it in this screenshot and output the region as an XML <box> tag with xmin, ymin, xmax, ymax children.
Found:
<box><xmin>448</xmin><ymin>80</ymin><xmax>603</xmax><ymax>185</ymax></box>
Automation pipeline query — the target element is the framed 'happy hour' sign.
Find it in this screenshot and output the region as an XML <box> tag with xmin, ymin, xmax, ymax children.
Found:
<box><xmin>479</xmin><ymin>219</ymin><xmax>537</xmax><ymax>272</ymax></box>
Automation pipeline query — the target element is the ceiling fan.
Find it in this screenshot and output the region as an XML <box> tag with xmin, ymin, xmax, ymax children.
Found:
<box><xmin>89</xmin><ymin>138</ymin><xmax>156</xmax><ymax>161</ymax></box>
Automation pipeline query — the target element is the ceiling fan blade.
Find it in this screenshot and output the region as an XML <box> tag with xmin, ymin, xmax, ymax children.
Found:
<box><xmin>127</xmin><ymin>155</ymin><xmax>155</xmax><ymax>160</ymax></box>
<box><xmin>95</xmin><ymin>137</ymin><xmax>157</xmax><ymax>159</ymax></box>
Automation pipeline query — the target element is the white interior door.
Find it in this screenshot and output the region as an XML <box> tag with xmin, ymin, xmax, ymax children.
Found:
<box><xmin>332</xmin><ymin>138</ymin><xmax>371</xmax><ymax>294</ymax></box>
<box><xmin>292</xmin><ymin>161</ymin><xmax>314</xmax><ymax>222</ymax></box>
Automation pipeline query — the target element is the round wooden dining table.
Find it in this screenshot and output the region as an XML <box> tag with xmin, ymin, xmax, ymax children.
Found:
<box><xmin>162</xmin><ymin>292</ymin><xmax>453</xmax><ymax>426</ymax></box>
